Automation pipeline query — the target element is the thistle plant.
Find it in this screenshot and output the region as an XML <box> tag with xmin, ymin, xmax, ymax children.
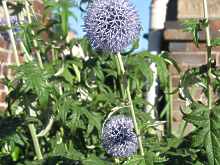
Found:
<box><xmin>84</xmin><ymin>0</ymin><xmax>141</xmax><ymax>53</ymax></box>
<box><xmin>101</xmin><ymin>115</ymin><xmax>138</xmax><ymax>157</ymax></box>
<box><xmin>4</xmin><ymin>0</ymin><xmax>220</xmax><ymax>164</ymax></box>
<box><xmin>84</xmin><ymin>0</ymin><xmax>144</xmax><ymax>156</ymax></box>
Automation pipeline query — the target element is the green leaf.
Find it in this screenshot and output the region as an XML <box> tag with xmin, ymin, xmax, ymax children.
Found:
<box><xmin>61</xmin><ymin>8</ymin><xmax>68</xmax><ymax>36</ymax></box>
<box><xmin>123</xmin><ymin>155</ymin><xmax>149</xmax><ymax>165</ymax></box>
<box><xmin>12</xmin><ymin>62</ymin><xmax>51</xmax><ymax>107</ymax></box>
<box><xmin>191</xmin><ymin>128</ymin><xmax>208</xmax><ymax>147</ymax></box>
<box><xmin>205</xmin><ymin>107</ymin><xmax>220</xmax><ymax>165</ymax></box>
<box><xmin>62</xmin><ymin>66</ymin><xmax>73</xmax><ymax>83</ymax></box>
<box><xmin>11</xmin><ymin>146</ymin><xmax>20</xmax><ymax>161</ymax></box>
<box><xmin>82</xmin><ymin>155</ymin><xmax>110</xmax><ymax>165</ymax></box>
<box><xmin>184</xmin><ymin>105</ymin><xmax>220</xmax><ymax>165</ymax></box>
<box><xmin>184</xmin><ymin>105</ymin><xmax>209</xmax><ymax>127</ymax></box>
<box><xmin>130</xmin><ymin>51</ymin><xmax>169</xmax><ymax>90</ymax></box>
<box><xmin>49</xmin><ymin>139</ymin><xmax>84</xmax><ymax>161</ymax></box>
<box><xmin>182</xmin><ymin>19</ymin><xmax>207</xmax><ymax>47</ymax></box>
<box><xmin>211</xmin><ymin>38</ymin><xmax>220</xmax><ymax>47</ymax></box>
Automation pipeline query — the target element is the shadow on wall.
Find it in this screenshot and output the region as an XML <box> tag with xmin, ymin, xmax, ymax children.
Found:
<box><xmin>166</xmin><ymin>0</ymin><xmax>177</xmax><ymax>21</ymax></box>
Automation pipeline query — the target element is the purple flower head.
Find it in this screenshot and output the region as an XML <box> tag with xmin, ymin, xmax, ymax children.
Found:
<box><xmin>84</xmin><ymin>0</ymin><xmax>141</xmax><ymax>53</ymax></box>
<box><xmin>101</xmin><ymin>115</ymin><xmax>138</xmax><ymax>157</ymax></box>
<box><xmin>0</xmin><ymin>16</ymin><xmax>20</xmax><ymax>41</ymax></box>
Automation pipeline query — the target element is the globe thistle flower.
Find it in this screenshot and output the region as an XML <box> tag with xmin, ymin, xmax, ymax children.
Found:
<box><xmin>84</xmin><ymin>0</ymin><xmax>141</xmax><ymax>53</ymax></box>
<box><xmin>101</xmin><ymin>115</ymin><xmax>138</xmax><ymax>157</ymax></box>
<box><xmin>0</xmin><ymin>16</ymin><xmax>20</xmax><ymax>41</ymax></box>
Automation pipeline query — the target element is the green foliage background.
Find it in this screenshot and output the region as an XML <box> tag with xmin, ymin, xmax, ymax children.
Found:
<box><xmin>1</xmin><ymin>0</ymin><xmax>220</xmax><ymax>165</ymax></box>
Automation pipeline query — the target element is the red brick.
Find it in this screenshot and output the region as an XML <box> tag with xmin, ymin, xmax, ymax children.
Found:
<box><xmin>172</xmin><ymin>99</ymin><xmax>185</xmax><ymax>114</ymax></box>
<box><xmin>210</xmin><ymin>20</ymin><xmax>220</xmax><ymax>31</ymax></box>
<box><xmin>169</xmin><ymin>42</ymin><xmax>220</xmax><ymax>52</ymax></box>
<box><xmin>0</xmin><ymin>52</ymin><xmax>10</xmax><ymax>63</ymax></box>
<box><xmin>0</xmin><ymin>92</ymin><xmax>7</xmax><ymax>102</ymax></box>
<box><xmin>169</xmin><ymin>64</ymin><xmax>190</xmax><ymax>75</ymax></box>
<box><xmin>0</xmin><ymin>37</ymin><xmax>9</xmax><ymax>49</ymax></box>
<box><xmin>10</xmin><ymin>53</ymin><xmax>24</xmax><ymax>64</ymax></box>
<box><xmin>170</xmin><ymin>52</ymin><xmax>207</xmax><ymax>66</ymax></box>
<box><xmin>0</xmin><ymin>103</ymin><xmax>7</xmax><ymax>112</ymax></box>
<box><xmin>215</xmin><ymin>53</ymin><xmax>220</xmax><ymax>66</ymax></box>
<box><xmin>172</xmin><ymin>76</ymin><xmax>180</xmax><ymax>87</ymax></box>
<box><xmin>164</xmin><ymin>29</ymin><xmax>220</xmax><ymax>41</ymax></box>
<box><xmin>0</xmin><ymin>65</ymin><xmax>8</xmax><ymax>78</ymax></box>
<box><xmin>165</xmin><ymin>20</ymin><xmax>220</xmax><ymax>31</ymax></box>
<box><xmin>173</xmin><ymin>109</ymin><xmax>183</xmax><ymax>122</ymax></box>
<box><xmin>164</xmin><ymin>21</ymin><xmax>220</xmax><ymax>135</ymax></box>
<box><xmin>0</xmin><ymin>83</ymin><xmax>5</xmax><ymax>90</ymax></box>
<box><xmin>33</xmin><ymin>0</ymin><xmax>44</xmax><ymax>16</ymax></box>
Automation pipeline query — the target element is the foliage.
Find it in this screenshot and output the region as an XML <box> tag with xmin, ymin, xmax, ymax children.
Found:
<box><xmin>0</xmin><ymin>0</ymin><xmax>220</xmax><ymax>165</ymax></box>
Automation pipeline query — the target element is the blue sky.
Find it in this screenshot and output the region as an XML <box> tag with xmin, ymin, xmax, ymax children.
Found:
<box><xmin>70</xmin><ymin>0</ymin><xmax>151</xmax><ymax>51</ymax></box>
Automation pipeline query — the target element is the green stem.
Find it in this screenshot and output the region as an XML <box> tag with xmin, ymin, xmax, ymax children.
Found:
<box><xmin>203</xmin><ymin>0</ymin><xmax>212</xmax><ymax>110</ymax></box>
<box><xmin>2</xmin><ymin>0</ymin><xmax>20</xmax><ymax>66</ymax></box>
<box><xmin>114</xmin><ymin>55</ymin><xmax>126</xmax><ymax>99</ymax></box>
<box><xmin>28</xmin><ymin>124</ymin><xmax>43</xmax><ymax>160</ymax></box>
<box><xmin>20</xmin><ymin>41</ymin><xmax>32</xmax><ymax>61</ymax></box>
<box><xmin>179</xmin><ymin>120</ymin><xmax>187</xmax><ymax>138</ymax></box>
<box><xmin>114</xmin><ymin>158</ymin><xmax>120</xmax><ymax>164</ymax></box>
<box><xmin>167</xmin><ymin>74</ymin><xmax>173</xmax><ymax>135</ymax></box>
<box><xmin>26</xmin><ymin>2</ymin><xmax>55</xmax><ymax>139</ymax></box>
<box><xmin>116</xmin><ymin>53</ymin><xmax>144</xmax><ymax>156</ymax></box>
<box><xmin>207</xmin><ymin>47</ymin><xmax>212</xmax><ymax>110</ymax></box>
<box><xmin>25</xmin><ymin>1</ymin><xmax>44</xmax><ymax>69</ymax></box>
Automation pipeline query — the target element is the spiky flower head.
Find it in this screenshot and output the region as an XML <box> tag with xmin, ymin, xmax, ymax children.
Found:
<box><xmin>101</xmin><ymin>115</ymin><xmax>138</xmax><ymax>157</ymax></box>
<box><xmin>0</xmin><ymin>16</ymin><xmax>20</xmax><ymax>41</ymax></box>
<box><xmin>84</xmin><ymin>0</ymin><xmax>141</xmax><ymax>53</ymax></box>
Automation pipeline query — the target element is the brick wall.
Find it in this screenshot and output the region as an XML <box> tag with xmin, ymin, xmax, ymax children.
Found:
<box><xmin>164</xmin><ymin>20</ymin><xmax>220</xmax><ymax>134</ymax></box>
<box><xmin>0</xmin><ymin>1</ymin><xmax>43</xmax><ymax>111</ymax></box>
<box><xmin>164</xmin><ymin>0</ymin><xmax>220</xmax><ymax>135</ymax></box>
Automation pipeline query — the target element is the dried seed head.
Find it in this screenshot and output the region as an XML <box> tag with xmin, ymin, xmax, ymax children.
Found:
<box><xmin>101</xmin><ymin>115</ymin><xmax>138</xmax><ymax>157</ymax></box>
<box><xmin>84</xmin><ymin>0</ymin><xmax>141</xmax><ymax>53</ymax></box>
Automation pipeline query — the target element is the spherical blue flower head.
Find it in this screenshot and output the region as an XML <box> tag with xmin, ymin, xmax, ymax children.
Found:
<box><xmin>0</xmin><ymin>16</ymin><xmax>20</xmax><ymax>41</ymax></box>
<box><xmin>84</xmin><ymin>0</ymin><xmax>141</xmax><ymax>53</ymax></box>
<box><xmin>101</xmin><ymin>115</ymin><xmax>138</xmax><ymax>157</ymax></box>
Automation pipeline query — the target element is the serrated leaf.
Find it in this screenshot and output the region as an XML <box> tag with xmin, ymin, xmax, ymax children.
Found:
<box><xmin>123</xmin><ymin>155</ymin><xmax>146</xmax><ymax>165</ymax></box>
<box><xmin>184</xmin><ymin>105</ymin><xmax>220</xmax><ymax>165</ymax></box>
<box><xmin>205</xmin><ymin>107</ymin><xmax>220</xmax><ymax>165</ymax></box>
<box><xmin>12</xmin><ymin>62</ymin><xmax>51</xmax><ymax>106</ymax></box>
<box><xmin>49</xmin><ymin>140</ymin><xmax>84</xmax><ymax>161</ymax></box>
<box><xmin>182</xmin><ymin>19</ymin><xmax>207</xmax><ymax>47</ymax></box>
<box><xmin>82</xmin><ymin>155</ymin><xmax>110</xmax><ymax>165</ymax></box>
<box><xmin>184</xmin><ymin>107</ymin><xmax>209</xmax><ymax>127</ymax></box>
<box><xmin>191</xmin><ymin>128</ymin><xmax>207</xmax><ymax>147</ymax></box>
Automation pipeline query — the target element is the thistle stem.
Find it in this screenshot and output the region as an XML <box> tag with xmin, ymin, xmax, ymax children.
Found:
<box><xmin>203</xmin><ymin>0</ymin><xmax>212</xmax><ymax>110</ymax></box>
<box><xmin>167</xmin><ymin>74</ymin><xmax>173</xmax><ymax>135</ymax></box>
<box><xmin>20</xmin><ymin>41</ymin><xmax>32</xmax><ymax>61</ymax></box>
<box><xmin>25</xmin><ymin>1</ymin><xmax>55</xmax><ymax>139</ymax></box>
<box><xmin>2</xmin><ymin>0</ymin><xmax>20</xmax><ymax>66</ymax></box>
<box><xmin>25</xmin><ymin>1</ymin><xmax>43</xmax><ymax>69</ymax></box>
<box><xmin>116</xmin><ymin>52</ymin><xmax>144</xmax><ymax>156</ymax></box>
<box><xmin>114</xmin><ymin>55</ymin><xmax>126</xmax><ymax>99</ymax></box>
<box><xmin>114</xmin><ymin>158</ymin><xmax>120</xmax><ymax>164</ymax></box>
<box><xmin>28</xmin><ymin>124</ymin><xmax>43</xmax><ymax>160</ymax></box>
